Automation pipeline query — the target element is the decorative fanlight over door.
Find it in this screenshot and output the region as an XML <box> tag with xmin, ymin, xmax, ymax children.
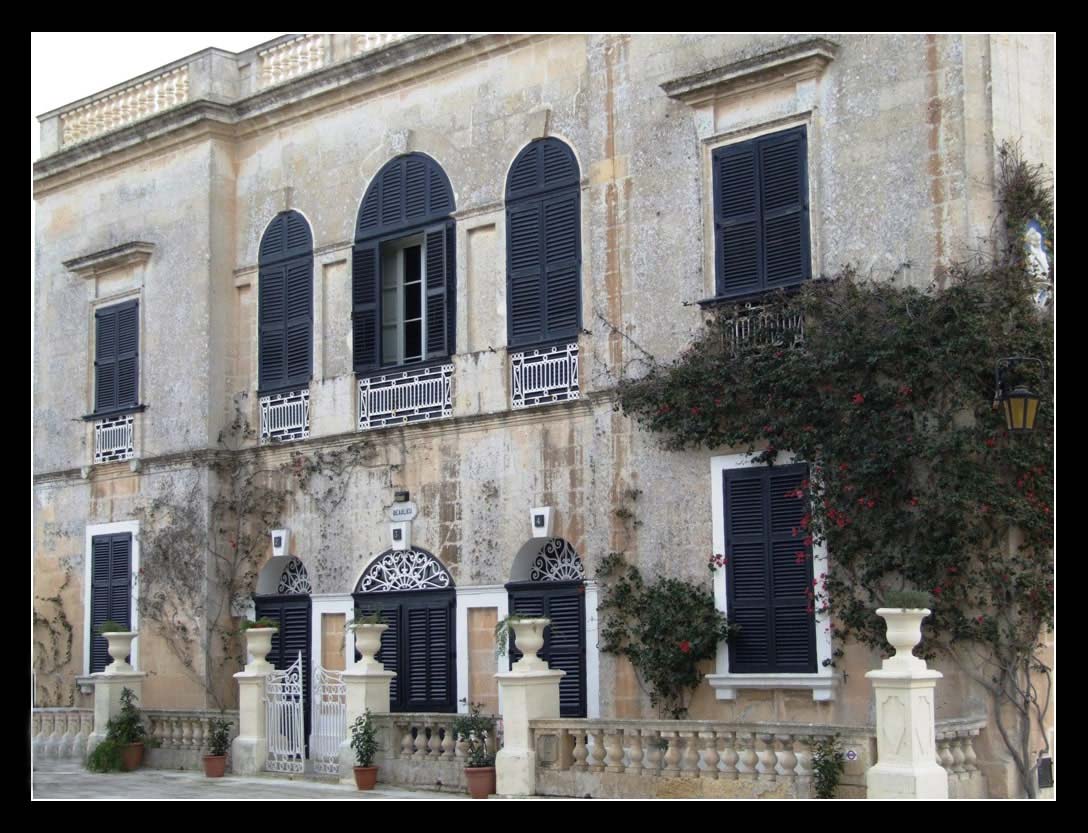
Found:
<box><xmin>277</xmin><ymin>558</ymin><xmax>313</xmax><ymax>595</ymax></box>
<box><xmin>356</xmin><ymin>548</ymin><xmax>453</xmax><ymax>593</ymax></box>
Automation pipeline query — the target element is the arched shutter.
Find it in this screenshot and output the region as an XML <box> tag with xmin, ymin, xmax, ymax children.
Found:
<box><xmin>258</xmin><ymin>211</ymin><xmax>313</xmax><ymax>394</ymax></box>
<box><xmin>258</xmin><ymin>266</ymin><xmax>287</xmax><ymax>391</ymax></box>
<box><xmin>285</xmin><ymin>260</ymin><xmax>312</xmax><ymax>387</ymax></box>
<box><xmin>425</xmin><ymin>222</ymin><xmax>455</xmax><ymax>360</ymax></box>
<box><xmin>352</xmin><ymin>241</ymin><xmax>380</xmax><ymax>372</ymax></box>
<box><xmin>507</xmin><ymin>201</ymin><xmax>545</xmax><ymax>345</ymax></box>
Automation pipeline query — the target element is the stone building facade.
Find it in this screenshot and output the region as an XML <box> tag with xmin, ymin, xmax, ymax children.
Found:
<box><xmin>33</xmin><ymin>33</ymin><xmax>1054</xmax><ymax>795</ymax></box>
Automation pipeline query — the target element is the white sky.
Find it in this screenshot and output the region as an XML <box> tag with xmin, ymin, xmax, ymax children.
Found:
<box><xmin>31</xmin><ymin>32</ymin><xmax>284</xmax><ymax>162</ymax></box>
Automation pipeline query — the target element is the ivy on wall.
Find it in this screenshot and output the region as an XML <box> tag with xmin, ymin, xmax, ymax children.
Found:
<box><xmin>616</xmin><ymin>142</ymin><xmax>1053</xmax><ymax>796</ymax></box>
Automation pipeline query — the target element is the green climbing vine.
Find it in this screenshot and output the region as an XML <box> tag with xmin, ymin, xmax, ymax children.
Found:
<box><xmin>616</xmin><ymin>142</ymin><xmax>1053</xmax><ymax>796</ymax></box>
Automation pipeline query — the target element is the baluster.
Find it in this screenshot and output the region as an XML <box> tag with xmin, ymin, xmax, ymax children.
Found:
<box><xmin>587</xmin><ymin>728</ymin><xmax>606</xmax><ymax>772</ymax></box>
<box><xmin>571</xmin><ymin>730</ymin><xmax>589</xmax><ymax>770</ymax></box>
<box><xmin>719</xmin><ymin>731</ymin><xmax>738</xmax><ymax>780</ymax></box>
<box><xmin>641</xmin><ymin>729</ymin><xmax>661</xmax><ymax>774</ymax></box>
<box><xmin>625</xmin><ymin>728</ymin><xmax>644</xmax><ymax>775</ymax></box>
<box><xmin>604</xmin><ymin>729</ymin><xmax>625</xmax><ymax>773</ymax></box>
<box><xmin>795</xmin><ymin>735</ymin><xmax>813</xmax><ymax>792</ymax></box>
<box><xmin>75</xmin><ymin>712</ymin><xmax>92</xmax><ymax>759</ymax></box>
<box><xmin>756</xmin><ymin>733</ymin><xmax>777</xmax><ymax>781</ymax></box>
<box><xmin>937</xmin><ymin>736</ymin><xmax>954</xmax><ymax>772</ymax></box>
<box><xmin>192</xmin><ymin>717</ymin><xmax>206</xmax><ymax>753</ymax></box>
<box><xmin>62</xmin><ymin>713</ymin><xmax>78</xmax><ymax>758</ymax></box>
<box><xmin>950</xmin><ymin>736</ymin><xmax>967</xmax><ymax>778</ymax></box>
<box><xmin>454</xmin><ymin>728</ymin><xmax>467</xmax><ymax>761</ymax></box>
<box><xmin>661</xmin><ymin>731</ymin><xmax>681</xmax><ymax>777</ymax></box>
<box><xmin>171</xmin><ymin>716</ymin><xmax>184</xmax><ymax>750</ymax></box>
<box><xmin>31</xmin><ymin>713</ymin><xmax>43</xmax><ymax>757</ymax></box>
<box><xmin>776</xmin><ymin>734</ymin><xmax>798</xmax><ymax>783</ymax></box>
<box><xmin>47</xmin><ymin>713</ymin><xmax>62</xmax><ymax>758</ymax></box>
<box><xmin>736</xmin><ymin>733</ymin><xmax>758</xmax><ymax>780</ymax></box>
<box><xmin>699</xmin><ymin>731</ymin><xmax>719</xmax><ymax>779</ymax></box>
<box><xmin>441</xmin><ymin>724</ymin><xmax>455</xmax><ymax>759</ymax></box>
<box><xmin>427</xmin><ymin>722</ymin><xmax>442</xmax><ymax>758</ymax></box>
<box><xmin>413</xmin><ymin>724</ymin><xmax>428</xmax><ymax>759</ymax></box>
<box><xmin>963</xmin><ymin>731</ymin><xmax>980</xmax><ymax>779</ymax></box>
<box><xmin>181</xmin><ymin>717</ymin><xmax>194</xmax><ymax>751</ymax></box>
<box><xmin>680</xmin><ymin>731</ymin><xmax>699</xmax><ymax>778</ymax></box>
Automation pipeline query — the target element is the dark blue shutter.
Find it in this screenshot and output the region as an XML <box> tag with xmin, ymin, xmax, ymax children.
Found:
<box><xmin>713</xmin><ymin>127</ymin><xmax>809</xmax><ymax>298</ymax></box>
<box><xmin>255</xmin><ymin>595</ymin><xmax>312</xmax><ymax>750</ymax></box>
<box><xmin>508</xmin><ymin>582</ymin><xmax>587</xmax><ymax>718</ymax></box>
<box><xmin>95</xmin><ymin>301</ymin><xmax>139</xmax><ymax>413</ymax></box>
<box><xmin>90</xmin><ymin>533</ymin><xmax>132</xmax><ymax>673</ymax></box>
<box><xmin>352</xmin><ymin>241</ymin><xmax>380</xmax><ymax>372</ymax></box>
<box><xmin>258</xmin><ymin>211</ymin><xmax>313</xmax><ymax>394</ymax></box>
<box><xmin>724</xmin><ymin>465</ymin><xmax>815</xmax><ymax>673</ymax></box>
<box><xmin>506</xmin><ymin>138</ymin><xmax>581</xmax><ymax>348</ymax></box>
<box><xmin>424</xmin><ymin>222</ymin><xmax>455</xmax><ymax>360</ymax></box>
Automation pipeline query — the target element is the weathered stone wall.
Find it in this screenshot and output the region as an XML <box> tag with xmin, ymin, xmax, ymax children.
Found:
<box><xmin>33</xmin><ymin>33</ymin><xmax>1053</xmax><ymax>764</ymax></box>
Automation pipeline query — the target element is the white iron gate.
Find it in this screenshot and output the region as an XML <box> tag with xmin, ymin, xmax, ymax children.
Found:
<box><xmin>310</xmin><ymin>665</ymin><xmax>346</xmax><ymax>775</ymax></box>
<box><xmin>265</xmin><ymin>652</ymin><xmax>305</xmax><ymax>773</ymax></box>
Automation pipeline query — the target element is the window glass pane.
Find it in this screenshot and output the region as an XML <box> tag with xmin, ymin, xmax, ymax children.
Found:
<box><xmin>382</xmin><ymin>287</ymin><xmax>397</xmax><ymax>325</ymax></box>
<box><xmin>383</xmin><ymin>325</ymin><xmax>398</xmax><ymax>363</ymax></box>
<box><xmin>405</xmin><ymin>282</ymin><xmax>422</xmax><ymax>320</ymax></box>
<box><xmin>404</xmin><ymin>245</ymin><xmax>422</xmax><ymax>284</ymax></box>
<box><xmin>404</xmin><ymin>320</ymin><xmax>422</xmax><ymax>362</ymax></box>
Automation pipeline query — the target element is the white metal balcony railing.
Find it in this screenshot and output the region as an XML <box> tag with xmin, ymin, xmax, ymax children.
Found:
<box><xmin>260</xmin><ymin>389</ymin><xmax>310</xmax><ymax>444</ymax></box>
<box><xmin>94</xmin><ymin>414</ymin><xmax>135</xmax><ymax>463</ymax></box>
<box><xmin>724</xmin><ymin>302</ymin><xmax>805</xmax><ymax>356</ymax></box>
<box><xmin>510</xmin><ymin>343</ymin><xmax>579</xmax><ymax>409</ymax></box>
<box><xmin>359</xmin><ymin>364</ymin><xmax>454</xmax><ymax>430</ymax></box>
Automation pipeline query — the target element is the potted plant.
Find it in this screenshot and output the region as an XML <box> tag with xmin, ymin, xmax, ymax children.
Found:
<box><xmin>202</xmin><ymin>717</ymin><xmax>233</xmax><ymax>777</ymax></box>
<box><xmin>494</xmin><ymin>614</ymin><xmax>550</xmax><ymax>670</ymax></box>
<box><xmin>877</xmin><ymin>590</ymin><xmax>934</xmax><ymax>672</ymax></box>
<box><xmin>350</xmin><ymin>709</ymin><xmax>380</xmax><ymax>790</ymax></box>
<box><xmin>452</xmin><ymin>701</ymin><xmax>496</xmax><ymax>799</ymax></box>
<box><xmin>111</xmin><ymin>686</ymin><xmax>147</xmax><ymax>771</ymax></box>
<box><xmin>240</xmin><ymin>617</ymin><xmax>278</xmax><ymax>672</ymax></box>
<box><xmin>97</xmin><ymin>620</ymin><xmax>136</xmax><ymax>674</ymax></box>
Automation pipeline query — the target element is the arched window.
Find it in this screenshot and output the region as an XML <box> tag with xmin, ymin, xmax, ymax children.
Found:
<box><xmin>505</xmin><ymin>138</ymin><xmax>581</xmax><ymax>347</ymax></box>
<box><xmin>353</xmin><ymin>154</ymin><xmax>456</xmax><ymax>373</ymax></box>
<box><xmin>258</xmin><ymin>211</ymin><xmax>313</xmax><ymax>395</ymax></box>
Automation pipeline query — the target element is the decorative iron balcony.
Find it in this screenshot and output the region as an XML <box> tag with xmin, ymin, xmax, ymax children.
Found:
<box><xmin>724</xmin><ymin>302</ymin><xmax>805</xmax><ymax>356</ymax></box>
<box><xmin>94</xmin><ymin>414</ymin><xmax>135</xmax><ymax>463</ymax></box>
<box><xmin>510</xmin><ymin>342</ymin><xmax>580</xmax><ymax>409</ymax></box>
<box><xmin>260</xmin><ymin>389</ymin><xmax>310</xmax><ymax>444</ymax></box>
<box><xmin>358</xmin><ymin>364</ymin><xmax>454</xmax><ymax>430</ymax></box>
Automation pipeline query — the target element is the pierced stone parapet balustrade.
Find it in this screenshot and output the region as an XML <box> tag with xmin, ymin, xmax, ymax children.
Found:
<box><xmin>144</xmin><ymin>710</ymin><xmax>239</xmax><ymax>770</ymax></box>
<box><xmin>352</xmin><ymin>33</ymin><xmax>411</xmax><ymax>57</ymax></box>
<box><xmin>369</xmin><ymin>712</ymin><xmax>501</xmax><ymax>792</ymax></box>
<box><xmin>60</xmin><ymin>67</ymin><xmax>190</xmax><ymax>148</ymax></box>
<box><xmin>258</xmin><ymin>35</ymin><xmax>330</xmax><ymax>88</ymax></box>
<box><xmin>530</xmin><ymin>718</ymin><xmax>874</xmax><ymax>799</ymax></box>
<box><xmin>935</xmin><ymin>717</ymin><xmax>989</xmax><ymax>799</ymax></box>
<box><xmin>31</xmin><ymin>708</ymin><xmax>93</xmax><ymax>760</ymax></box>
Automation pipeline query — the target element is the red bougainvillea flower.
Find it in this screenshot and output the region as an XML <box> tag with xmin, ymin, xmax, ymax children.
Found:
<box><xmin>899</xmin><ymin>385</ymin><xmax>912</xmax><ymax>397</ymax></box>
<box><xmin>909</xmin><ymin>497</ymin><xmax>919</xmax><ymax>506</ymax></box>
<box><xmin>839</xmin><ymin>463</ymin><xmax>849</xmax><ymax>472</ymax></box>
<box><xmin>947</xmin><ymin>566</ymin><xmax>958</xmax><ymax>575</ymax></box>
<box><xmin>932</xmin><ymin>586</ymin><xmax>943</xmax><ymax>596</ymax></box>
<box><xmin>678</xmin><ymin>640</ymin><xmax>692</xmax><ymax>654</ymax></box>
<box><xmin>690</xmin><ymin>407</ymin><xmax>700</xmax><ymax>416</ymax></box>
<box><xmin>976</xmin><ymin>615</ymin><xmax>984</xmax><ymax>624</ymax></box>
<box><xmin>985</xmin><ymin>437</ymin><xmax>997</xmax><ymax>448</ymax></box>
<box><xmin>658</xmin><ymin>404</ymin><xmax>671</xmax><ymax>414</ymax></box>
<box><xmin>852</xmin><ymin>393</ymin><xmax>865</xmax><ymax>405</ymax></box>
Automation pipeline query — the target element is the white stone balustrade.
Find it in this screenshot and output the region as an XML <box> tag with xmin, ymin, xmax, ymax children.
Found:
<box><xmin>142</xmin><ymin>710</ymin><xmax>238</xmax><ymax>770</ymax></box>
<box><xmin>60</xmin><ymin>67</ymin><xmax>190</xmax><ymax>148</ymax></box>
<box><xmin>31</xmin><ymin>708</ymin><xmax>92</xmax><ymax>760</ymax></box>
<box><xmin>352</xmin><ymin>33</ymin><xmax>410</xmax><ymax>57</ymax></box>
<box><xmin>258</xmin><ymin>34</ymin><xmax>329</xmax><ymax>88</ymax></box>
<box><xmin>530</xmin><ymin>719</ymin><xmax>857</xmax><ymax>798</ymax></box>
<box><xmin>935</xmin><ymin>717</ymin><xmax>989</xmax><ymax>799</ymax></box>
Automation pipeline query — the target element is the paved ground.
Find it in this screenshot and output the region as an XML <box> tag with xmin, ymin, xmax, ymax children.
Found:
<box><xmin>32</xmin><ymin>759</ymin><xmax>470</xmax><ymax>800</ymax></box>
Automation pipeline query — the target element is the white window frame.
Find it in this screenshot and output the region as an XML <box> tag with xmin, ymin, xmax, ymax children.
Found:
<box><xmin>706</xmin><ymin>451</ymin><xmax>836</xmax><ymax>702</ymax></box>
<box><xmin>83</xmin><ymin>520</ymin><xmax>140</xmax><ymax>676</ymax></box>
<box><xmin>381</xmin><ymin>233</ymin><xmax>428</xmax><ymax>367</ymax></box>
<box><xmin>311</xmin><ymin>593</ymin><xmax>355</xmax><ymax>672</ymax></box>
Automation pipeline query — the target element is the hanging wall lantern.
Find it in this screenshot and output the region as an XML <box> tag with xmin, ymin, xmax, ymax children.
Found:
<box><xmin>994</xmin><ymin>357</ymin><xmax>1045</xmax><ymax>432</ymax></box>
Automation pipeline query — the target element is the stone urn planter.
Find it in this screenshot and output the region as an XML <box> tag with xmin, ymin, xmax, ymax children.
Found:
<box><xmin>243</xmin><ymin>627</ymin><xmax>278</xmax><ymax>673</ymax></box>
<box><xmin>350</xmin><ymin>623</ymin><xmax>389</xmax><ymax>671</ymax></box>
<box><xmin>875</xmin><ymin>608</ymin><xmax>931</xmax><ymax>672</ymax></box>
<box><xmin>465</xmin><ymin>766</ymin><xmax>496</xmax><ymax>799</ymax></box>
<box><xmin>103</xmin><ymin>632</ymin><xmax>137</xmax><ymax>674</ymax></box>
<box><xmin>508</xmin><ymin>618</ymin><xmax>551</xmax><ymax>671</ymax></box>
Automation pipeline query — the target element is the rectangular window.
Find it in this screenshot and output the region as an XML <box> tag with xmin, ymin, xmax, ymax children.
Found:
<box><xmin>712</xmin><ymin>126</ymin><xmax>810</xmax><ymax>299</ymax></box>
<box><xmin>381</xmin><ymin>236</ymin><xmax>432</xmax><ymax>366</ymax></box>
<box><xmin>722</xmin><ymin>463</ymin><xmax>817</xmax><ymax>673</ymax></box>
<box><xmin>89</xmin><ymin>533</ymin><xmax>132</xmax><ymax>673</ymax></box>
<box><xmin>93</xmin><ymin>300</ymin><xmax>139</xmax><ymax>415</ymax></box>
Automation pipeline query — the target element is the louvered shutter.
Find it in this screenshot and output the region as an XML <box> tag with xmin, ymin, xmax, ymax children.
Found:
<box><xmin>255</xmin><ymin>595</ymin><xmax>312</xmax><ymax>748</ymax></box>
<box><xmin>507</xmin><ymin>201</ymin><xmax>545</xmax><ymax>346</ymax></box>
<box><xmin>543</xmin><ymin>193</ymin><xmax>581</xmax><ymax>339</ymax></box>
<box><xmin>258</xmin><ymin>265</ymin><xmax>287</xmax><ymax>391</ymax></box>
<box><xmin>760</xmin><ymin>129</ymin><xmax>809</xmax><ymax>289</ymax></box>
<box><xmin>352</xmin><ymin>241</ymin><xmax>381</xmax><ymax>372</ymax></box>
<box><xmin>284</xmin><ymin>260</ymin><xmax>312</xmax><ymax>387</ymax></box>
<box><xmin>508</xmin><ymin>584</ymin><xmax>587</xmax><ymax>717</ymax></box>
<box><xmin>116</xmin><ymin>304</ymin><xmax>139</xmax><ymax>408</ymax></box>
<box><xmin>89</xmin><ymin>534</ymin><xmax>132</xmax><ymax>673</ymax></box>
<box><xmin>403</xmin><ymin>598</ymin><xmax>454</xmax><ymax>711</ymax></box>
<box><xmin>380</xmin><ymin>162</ymin><xmax>405</xmax><ymax>229</ymax></box>
<box><xmin>424</xmin><ymin>221</ymin><xmax>455</xmax><ymax>360</ymax></box>
<box><xmin>723</xmin><ymin>464</ymin><xmax>815</xmax><ymax>673</ymax></box>
<box><xmin>95</xmin><ymin>302</ymin><xmax>139</xmax><ymax>413</ymax></box>
<box><xmin>714</xmin><ymin>142</ymin><xmax>762</xmax><ymax>298</ymax></box>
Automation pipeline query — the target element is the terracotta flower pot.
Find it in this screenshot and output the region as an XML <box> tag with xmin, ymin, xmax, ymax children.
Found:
<box><xmin>120</xmin><ymin>742</ymin><xmax>144</xmax><ymax>771</ymax></box>
<box><xmin>353</xmin><ymin>765</ymin><xmax>378</xmax><ymax>790</ymax></box>
<box><xmin>465</xmin><ymin>766</ymin><xmax>496</xmax><ymax>799</ymax></box>
<box><xmin>202</xmin><ymin>755</ymin><xmax>227</xmax><ymax>778</ymax></box>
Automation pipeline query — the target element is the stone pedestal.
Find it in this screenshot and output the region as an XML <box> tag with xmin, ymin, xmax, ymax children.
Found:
<box><xmin>338</xmin><ymin>627</ymin><xmax>396</xmax><ymax>782</ymax></box>
<box><xmin>865</xmin><ymin>608</ymin><xmax>948</xmax><ymax>800</ymax></box>
<box><xmin>87</xmin><ymin>671</ymin><xmax>146</xmax><ymax>755</ymax></box>
<box><xmin>231</xmin><ymin>670</ymin><xmax>271</xmax><ymax>775</ymax></box>
<box><xmin>495</xmin><ymin>618</ymin><xmax>564</xmax><ymax>797</ymax></box>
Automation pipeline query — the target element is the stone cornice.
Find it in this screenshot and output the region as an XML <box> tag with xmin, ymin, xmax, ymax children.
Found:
<box><xmin>661</xmin><ymin>38</ymin><xmax>840</xmax><ymax>107</ymax></box>
<box><xmin>63</xmin><ymin>241</ymin><xmax>155</xmax><ymax>278</ymax></box>
<box><xmin>33</xmin><ymin>389</ymin><xmax>613</xmax><ymax>487</ymax></box>
<box><xmin>33</xmin><ymin>33</ymin><xmax>533</xmax><ymax>195</ymax></box>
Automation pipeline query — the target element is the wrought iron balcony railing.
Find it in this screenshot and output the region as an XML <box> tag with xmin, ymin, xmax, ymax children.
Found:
<box><xmin>94</xmin><ymin>413</ymin><xmax>135</xmax><ymax>463</ymax></box>
<box><xmin>510</xmin><ymin>342</ymin><xmax>579</xmax><ymax>409</ymax></box>
<box><xmin>723</xmin><ymin>302</ymin><xmax>805</xmax><ymax>356</ymax></box>
<box><xmin>358</xmin><ymin>364</ymin><xmax>454</xmax><ymax>430</ymax></box>
<box><xmin>260</xmin><ymin>388</ymin><xmax>310</xmax><ymax>444</ymax></box>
